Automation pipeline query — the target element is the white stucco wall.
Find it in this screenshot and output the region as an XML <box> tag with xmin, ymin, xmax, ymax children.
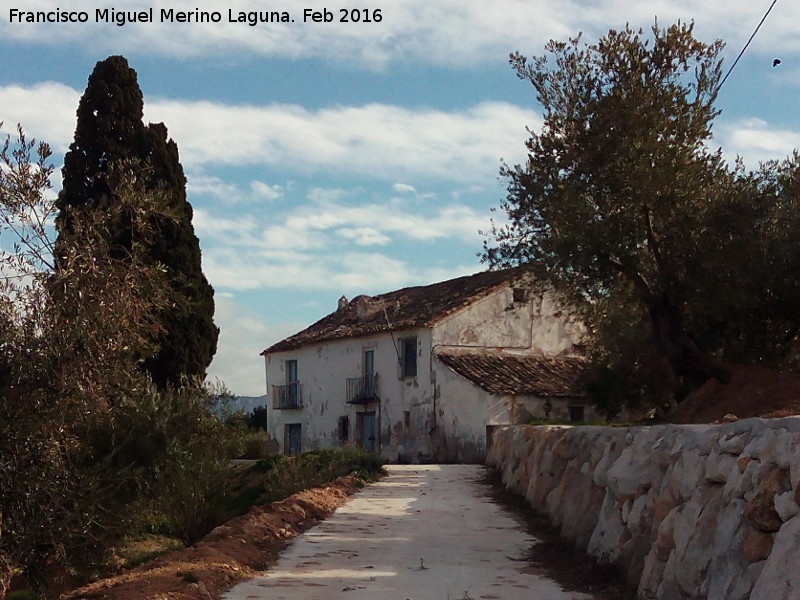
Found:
<box><xmin>265</xmin><ymin>327</ymin><xmax>436</xmax><ymax>461</ymax></box>
<box><xmin>431</xmin><ymin>357</ymin><xmax>597</xmax><ymax>463</ymax></box>
<box><xmin>432</xmin><ymin>286</ymin><xmax>584</xmax><ymax>355</ymax></box>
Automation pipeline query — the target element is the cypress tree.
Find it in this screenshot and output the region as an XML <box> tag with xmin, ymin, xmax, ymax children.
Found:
<box><xmin>56</xmin><ymin>55</ymin><xmax>219</xmax><ymax>389</ymax></box>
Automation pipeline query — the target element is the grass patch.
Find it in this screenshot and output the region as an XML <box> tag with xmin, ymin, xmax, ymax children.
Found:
<box><xmin>98</xmin><ymin>447</ymin><xmax>384</xmax><ymax>578</ymax></box>
<box><xmin>527</xmin><ymin>418</ymin><xmax>634</xmax><ymax>427</ymax></box>
<box><xmin>113</xmin><ymin>534</ymin><xmax>185</xmax><ymax>569</ymax></box>
<box><xmin>224</xmin><ymin>448</ymin><xmax>385</xmax><ymax>518</ymax></box>
<box><xmin>176</xmin><ymin>571</ymin><xmax>199</xmax><ymax>584</ymax></box>
<box><xmin>9</xmin><ymin>591</ymin><xmax>46</xmax><ymax>600</ymax></box>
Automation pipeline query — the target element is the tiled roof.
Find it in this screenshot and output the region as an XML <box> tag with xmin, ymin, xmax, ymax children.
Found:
<box><xmin>262</xmin><ymin>268</ymin><xmax>523</xmax><ymax>354</ymax></box>
<box><xmin>436</xmin><ymin>351</ymin><xmax>589</xmax><ymax>397</ymax></box>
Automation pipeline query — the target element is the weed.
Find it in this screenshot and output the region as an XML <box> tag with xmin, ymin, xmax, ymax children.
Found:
<box><xmin>176</xmin><ymin>571</ymin><xmax>199</xmax><ymax>584</ymax></box>
<box><xmin>9</xmin><ymin>591</ymin><xmax>44</xmax><ymax>600</ymax></box>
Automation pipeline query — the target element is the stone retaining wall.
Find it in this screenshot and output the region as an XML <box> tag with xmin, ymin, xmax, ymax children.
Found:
<box><xmin>487</xmin><ymin>419</ymin><xmax>800</xmax><ymax>599</ymax></box>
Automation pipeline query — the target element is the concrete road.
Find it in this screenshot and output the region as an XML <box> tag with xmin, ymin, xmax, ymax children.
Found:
<box><xmin>223</xmin><ymin>465</ymin><xmax>595</xmax><ymax>600</ymax></box>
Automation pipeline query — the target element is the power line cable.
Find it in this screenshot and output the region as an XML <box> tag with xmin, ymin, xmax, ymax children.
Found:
<box><xmin>718</xmin><ymin>0</ymin><xmax>779</xmax><ymax>91</ymax></box>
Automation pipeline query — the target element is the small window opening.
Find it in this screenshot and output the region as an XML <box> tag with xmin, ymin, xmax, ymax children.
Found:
<box><xmin>512</xmin><ymin>287</ymin><xmax>529</xmax><ymax>303</ymax></box>
<box><xmin>569</xmin><ymin>405</ymin><xmax>585</xmax><ymax>423</ymax></box>
<box><xmin>400</xmin><ymin>337</ymin><xmax>417</xmax><ymax>378</ymax></box>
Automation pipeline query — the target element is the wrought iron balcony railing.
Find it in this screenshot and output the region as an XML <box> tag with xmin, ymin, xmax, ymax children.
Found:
<box><xmin>272</xmin><ymin>382</ymin><xmax>302</xmax><ymax>409</ymax></box>
<box><xmin>346</xmin><ymin>373</ymin><xmax>379</xmax><ymax>404</ymax></box>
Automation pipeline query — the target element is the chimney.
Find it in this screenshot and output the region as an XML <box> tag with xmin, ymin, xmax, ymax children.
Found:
<box><xmin>354</xmin><ymin>295</ymin><xmax>372</xmax><ymax>320</ymax></box>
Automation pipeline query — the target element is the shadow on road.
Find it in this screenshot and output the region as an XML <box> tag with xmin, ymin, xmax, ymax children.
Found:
<box><xmin>480</xmin><ymin>468</ymin><xmax>637</xmax><ymax>600</ymax></box>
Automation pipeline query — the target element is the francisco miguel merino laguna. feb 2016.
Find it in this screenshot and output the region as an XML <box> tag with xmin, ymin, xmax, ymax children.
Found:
<box><xmin>8</xmin><ymin>7</ymin><xmax>383</xmax><ymax>26</ymax></box>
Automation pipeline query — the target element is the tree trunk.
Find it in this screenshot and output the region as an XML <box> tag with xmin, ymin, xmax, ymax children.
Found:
<box><xmin>0</xmin><ymin>553</ymin><xmax>12</xmax><ymax>600</ymax></box>
<box><xmin>644</xmin><ymin>291</ymin><xmax>731</xmax><ymax>386</ymax></box>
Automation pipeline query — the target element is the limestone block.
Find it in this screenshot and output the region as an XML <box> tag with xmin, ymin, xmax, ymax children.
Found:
<box><xmin>711</xmin><ymin>561</ymin><xmax>766</xmax><ymax>600</ymax></box>
<box><xmin>706</xmin><ymin>499</ymin><xmax>751</xmax><ymax>600</ymax></box>
<box><xmin>742</xmin><ymin>530</ymin><xmax>773</xmax><ymax>563</ymax></box>
<box><xmin>705</xmin><ymin>451</ymin><xmax>737</xmax><ymax>483</ymax></box>
<box><xmin>742</xmin><ymin>428</ymin><xmax>777</xmax><ymax>464</ymax></box>
<box><xmin>772</xmin><ymin>428</ymin><xmax>798</xmax><ymax>470</ymax></box>
<box><xmin>664</xmin><ymin>449</ymin><xmax>706</xmax><ymax>501</ymax></box>
<box><xmin>666</xmin><ymin>486</ymin><xmax>723</xmax><ymax>598</ymax></box>
<box><xmin>606</xmin><ymin>445</ymin><xmax>660</xmax><ymax>497</ymax></box>
<box><xmin>774</xmin><ymin>490</ymin><xmax>800</xmax><ymax>522</ymax></box>
<box><xmin>746</xmin><ymin>468</ymin><xmax>791</xmax><ymax>532</ymax></box>
<box><xmin>790</xmin><ymin>440</ymin><xmax>800</xmax><ymax>491</ymax></box>
<box><xmin>652</xmin><ymin>485</ymin><xmax>679</xmax><ymax>525</ymax></box>
<box><xmin>637</xmin><ymin>548</ymin><xmax>667</xmax><ymax>599</ymax></box>
<box><xmin>750</xmin><ymin>515</ymin><xmax>800</xmax><ymax>600</ymax></box>
<box><xmin>723</xmin><ymin>457</ymin><xmax>771</xmax><ymax>501</ymax></box>
<box><xmin>654</xmin><ymin>507</ymin><xmax>677</xmax><ymax>561</ymax></box>
<box><xmin>587</xmin><ymin>489</ymin><xmax>629</xmax><ymax>562</ymax></box>
<box><xmin>626</xmin><ymin>491</ymin><xmax>651</xmax><ymax>534</ymax></box>
<box><xmin>719</xmin><ymin>431</ymin><xmax>748</xmax><ymax>455</ymax></box>
<box><xmin>657</xmin><ymin>579</ymin><xmax>688</xmax><ymax>600</ymax></box>
<box><xmin>561</xmin><ymin>483</ymin><xmax>605</xmax><ymax>549</ymax></box>
<box><xmin>591</xmin><ymin>438</ymin><xmax>618</xmax><ymax>488</ymax></box>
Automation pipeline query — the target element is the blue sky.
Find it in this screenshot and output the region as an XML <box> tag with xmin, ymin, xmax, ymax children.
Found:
<box><xmin>2</xmin><ymin>1</ymin><xmax>798</xmax><ymax>395</ymax></box>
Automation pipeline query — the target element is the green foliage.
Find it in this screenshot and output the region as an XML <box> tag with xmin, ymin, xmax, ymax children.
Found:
<box><xmin>485</xmin><ymin>21</ymin><xmax>800</xmax><ymax>405</ymax></box>
<box><xmin>114</xmin><ymin>535</ymin><xmax>184</xmax><ymax>570</ymax></box>
<box><xmin>8</xmin><ymin>590</ymin><xmax>45</xmax><ymax>600</ymax></box>
<box><xmin>176</xmin><ymin>571</ymin><xmax>199</xmax><ymax>584</ymax></box>
<box><xmin>223</xmin><ymin>449</ymin><xmax>385</xmax><ymax>518</ymax></box>
<box><xmin>247</xmin><ymin>405</ymin><xmax>269</xmax><ymax>431</ymax></box>
<box><xmin>56</xmin><ymin>55</ymin><xmax>218</xmax><ymax>390</ymax></box>
<box><xmin>487</xmin><ymin>22</ymin><xmax>729</xmax><ymax>381</ymax></box>
<box><xmin>0</xmin><ymin>124</ymin><xmax>229</xmax><ymax>590</ymax></box>
<box><xmin>236</xmin><ymin>430</ymin><xmax>273</xmax><ymax>460</ymax></box>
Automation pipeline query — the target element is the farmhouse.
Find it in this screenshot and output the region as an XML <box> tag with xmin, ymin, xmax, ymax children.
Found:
<box><xmin>260</xmin><ymin>269</ymin><xmax>593</xmax><ymax>462</ymax></box>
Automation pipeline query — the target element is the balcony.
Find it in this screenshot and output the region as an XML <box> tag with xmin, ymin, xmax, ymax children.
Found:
<box><xmin>346</xmin><ymin>373</ymin><xmax>379</xmax><ymax>404</ymax></box>
<box><xmin>272</xmin><ymin>382</ymin><xmax>302</xmax><ymax>409</ymax></box>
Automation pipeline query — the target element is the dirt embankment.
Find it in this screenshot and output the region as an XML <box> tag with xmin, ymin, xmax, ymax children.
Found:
<box><xmin>64</xmin><ymin>476</ymin><xmax>362</xmax><ymax>600</ymax></box>
<box><xmin>669</xmin><ymin>363</ymin><xmax>800</xmax><ymax>424</ymax></box>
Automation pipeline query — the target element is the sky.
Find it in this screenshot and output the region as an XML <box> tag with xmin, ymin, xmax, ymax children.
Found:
<box><xmin>1</xmin><ymin>0</ymin><xmax>798</xmax><ymax>396</ymax></box>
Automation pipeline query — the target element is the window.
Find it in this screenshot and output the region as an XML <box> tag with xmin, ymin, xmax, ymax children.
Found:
<box><xmin>285</xmin><ymin>359</ymin><xmax>299</xmax><ymax>406</ymax></box>
<box><xmin>569</xmin><ymin>406</ymin><xmax>585</xmax><ymax>423</ymax></box>
<box><xmin>400</xmin><ymin>337</ymin><xmax>417</xmax><ymax>378</ymax></box>
<box><xmin>338</xmin><ymin>416</ymin><xmax>350</xmax><ymax>442</ymax></box>
<box><xmin>512</xmin><ymin>287</ymin><xmax>529</xmax><ymax>303</ymax></box>
<box><xmin>273</xmin><ymin>359</ymin><xmax>301</xmax><ymax>409</ymax></box>
<box><xmin>404</xmin><ymin>410</ymin><xmax>411</xmax><ymax>428</ymax></box>
<box><xmin>363</xmin><ymin>349</ymin><xmax>376</xmax><ymax>397</ymax></box>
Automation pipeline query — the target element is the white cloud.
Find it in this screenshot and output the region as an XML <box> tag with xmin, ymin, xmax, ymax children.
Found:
<box><xmin>715</xmin><ymin>118</ymin><xmax>799</xmax><ymax>167</ymax></box>
<box><xmin>6</xmin><ymin>1</ymin><xmax>800</xmax><ymax>68</ymax></box>
<box><xmin>250</xmin><ymin>180</ymin><xmax>283</xmax><ymax>201</ymax></box>
<box><xmin>146</xmin><ymin>99</ymin><xmax>538</xmax><ymax>183</ymax></box>
<box><xmin>206</xmin><ymin>295</ymin><xmax>306</xmax><ymax>395</ymax></box>
<box><xmin>0</xmin><ymin>83</ymin><xmax>79</xmax><ymax>153</ymax></box>
<box><xmin>0</xmin><ymin>83</ymin><xmax>538</xmax><ymax>185</ymax></box>
<box><xmin>194</xmin><ymin>188</ymin><xmax>490</xmax><ymax>293</ymax></box>
<box><xmin>188</xmin><ymin>175</ymin><xmax>283</xmax><ymax>204</ymax></box>
<box><xmin>337</xmin><ymin>227</ymin><xmax>391</xmax><ymax>246</ymax></box>
<box><xmin>393</xmin><ymin>183</ymin><xmax>417</xmax><ymax>194</ymax></box>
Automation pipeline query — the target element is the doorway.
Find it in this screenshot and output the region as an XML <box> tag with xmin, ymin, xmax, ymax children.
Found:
<box><xmin>358</xmin><ymin>411</ymin><xmax>377</xmax><ymax>452</ymax></box>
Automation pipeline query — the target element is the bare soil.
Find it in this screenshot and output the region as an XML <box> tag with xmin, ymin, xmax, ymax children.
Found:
<box><xmin>668</xmin><ymin>363</ymin><xmax>800</xmax><ymax>424</ymax></box>
<box><xmin>63</xmin><ymin>475</ymin><xmax>362</xmax><ymax>600</ymax></box>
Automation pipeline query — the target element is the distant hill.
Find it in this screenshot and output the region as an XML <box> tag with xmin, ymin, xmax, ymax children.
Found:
<box><xmin>221</xmin><ymin>395</ymin><xmax>267</xmax><ymax>416</ymax></box>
